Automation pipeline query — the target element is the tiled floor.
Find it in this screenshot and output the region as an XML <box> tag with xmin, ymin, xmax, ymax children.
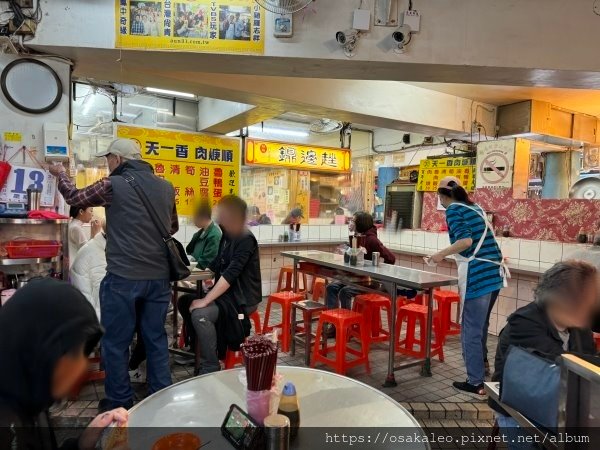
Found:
<box><xmin>51</xmin><ymin>300</ymin><xmax>498</xmax><ymax>427</ymax></box>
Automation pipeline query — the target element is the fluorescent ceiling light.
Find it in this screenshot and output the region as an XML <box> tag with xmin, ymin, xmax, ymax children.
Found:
<box><xmin>248</xmin><ymin>125</ymin><xmax>309</xmax><ymax>138</ymax></box>
<box><xmin>145</xmin><ymin>87</ymin><xmax>195</xmax><ymax>98</ymax></box>
<box><xmin>129</xmin><ymin>103</ymin><xmax>169</xmax><ymax>112</ymax></box>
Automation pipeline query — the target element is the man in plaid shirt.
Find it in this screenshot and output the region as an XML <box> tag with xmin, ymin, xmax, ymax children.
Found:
<box><xmin>131</xmin><ymin>14</ymin><xmax>145</xmax><ymax>35</ymax></box>
<box><xmin>50</xmin><ymin>138</ymin><xmax>178</xmax><ymax>412</ymax></box>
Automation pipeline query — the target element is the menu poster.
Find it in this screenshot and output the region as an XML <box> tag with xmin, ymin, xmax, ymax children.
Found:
<box><xmin>116</xmin><ymin>125</ymin><xmax>240</xmax><ymax>215</ymax></box>
<box><xmin>417</xmin><ymin>157</ymin><xmax>476</xmax><ymax>192</ymax></box>
<box><xmin>115</xmin><ymin>0</ymin><xmax>265</xmax><ymax>55</ymax></box>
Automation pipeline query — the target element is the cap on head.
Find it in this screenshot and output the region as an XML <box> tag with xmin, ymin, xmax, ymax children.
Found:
<box><xmin>438</xmin><ymin>176</ymin><xmax>461</xmax><ymax>190</ymax></box>
<box><xmin>96</xmin><ymin>138</ymin><xmax>142</xmax><ymax>160</ymax></box>
<box><xmin>290</xmin><ymin>208</ymin><xmax>304</xmax><ymax>218</ymax></box>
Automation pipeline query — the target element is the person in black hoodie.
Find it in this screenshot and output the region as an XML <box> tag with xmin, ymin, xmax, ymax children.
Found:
<box><xmin>189</xmin><ymin>195</ymin><xmax>262</xmax><ymax>375</ymax></box>
<box><xmin>491</xmin><ymin>261</ymin><xmax>598</xmax><ymax>449</ymax></box>
<box><xmin>0</xmin><ymin>278</ymin><xmax>128</xmax><ymax>450</ymax></box>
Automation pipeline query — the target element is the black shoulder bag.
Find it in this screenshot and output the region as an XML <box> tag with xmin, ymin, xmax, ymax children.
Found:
<box><xmin>123</xmin><ymin>174</ymin><xmax>190</xmax><ymax>281</ymax></box>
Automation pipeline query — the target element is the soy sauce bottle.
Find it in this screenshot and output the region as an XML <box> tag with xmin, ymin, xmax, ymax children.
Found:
<box><xmin>277</xmin><ymin>382</ymin><xmax>300</xmax><ymax>441</ymax></box>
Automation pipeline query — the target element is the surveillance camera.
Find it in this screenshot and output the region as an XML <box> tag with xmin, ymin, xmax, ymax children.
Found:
<box><xmin>336</xmin><ymin>29</ymin><xmax>358</xmax><ymax>46</ymax></box>
<box><xmin>391</xmin><ymin>25</ymin><xmax>411</xmax><ymax>53</ymax></box>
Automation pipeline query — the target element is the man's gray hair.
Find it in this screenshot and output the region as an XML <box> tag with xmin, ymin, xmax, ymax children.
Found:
<box><xmin>534</xmin><ymin>260</ymin><xmax>597</xmax><ymax>306</ymax></box>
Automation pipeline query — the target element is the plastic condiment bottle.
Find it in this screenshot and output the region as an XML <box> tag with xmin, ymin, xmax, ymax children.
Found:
<box><xmin>277</xmin><ymin>382</ymin><xmax>300</xmax><ymax>441</ymax></box>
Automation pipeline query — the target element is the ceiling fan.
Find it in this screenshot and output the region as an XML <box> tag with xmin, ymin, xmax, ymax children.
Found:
<box><xmin>254</xmin><ymin>0</ymin><xmax>314</xmax><ymax>14</ymax></box>
<box><xmin>309</xmin><ymin>118</ymin><xmax>343</xmax><ymax>134</ymax></box>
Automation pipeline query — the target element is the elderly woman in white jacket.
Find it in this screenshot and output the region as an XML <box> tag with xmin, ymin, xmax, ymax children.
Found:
<box><xmin>70</xmin><ymin>218</ymin><xmax>107</xmax><ymax>320</ymax></box>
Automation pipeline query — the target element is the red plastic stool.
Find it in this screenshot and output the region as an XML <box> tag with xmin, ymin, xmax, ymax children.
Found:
<box><xmin>594</xmin><ymin>333</ymin><xmax>600</xmax><ymax>352</ymax></box>
<box><xmin>222</xmin><ymin>310</ymin><xmax>263</xmax><ymax>369</ymax></box>
<box><xmin>311</xmin><ymin>308</ymin><xmax>371</xmax><ymax>375</ymax></box>
<box><xmin>351</xmin><ymin>294</ymin><xmax>392</xmax><ymax>348</ymax></box>
<box><xmin>312</xmin><ymin>277</ymin><xmax>327</xmax><ymax>302</ymax></box>
<box><xmin>434</xmin><ymin>290</ymin><xmax>461</xmax><ymax>340</ymax></box>
<box><xmin>262</xmin><ymin>291</ymin><xmax>305</xmax><ymax>352</ymax></box>
<box><xmin>395</xmin><ymin>303</ymin><xmax>445</xmax><ymax>362</ymax></box>
<box><xmin>277</xmin><ymin>266</ymin><xmax>308</xmax><ymax>293</ymax></box>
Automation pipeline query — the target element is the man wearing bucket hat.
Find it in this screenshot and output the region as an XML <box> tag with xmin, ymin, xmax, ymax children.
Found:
<box><xmin>49</xmin><ymin>138</ymin><xmax>178</xmax><ymax>412</ymax></box>
<box><xmin>427</xmin><ymin>176</ymin><xmax>507</xmax><ymax>397</ymax></box>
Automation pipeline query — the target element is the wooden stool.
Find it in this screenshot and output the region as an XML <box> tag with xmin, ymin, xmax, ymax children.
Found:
<box><xmin>434</xmin><ymin>290</ymin><xmax>461</xmax><ymax>340</ymax></box>
<box><xmin>262</xmin><ymin>291</ymin><xmax>305</xmax><ymax>352</ymax></box>
<box><xmin>351</xmin><ymin>293</ymin><xmax>392</xmax><ymax>349</ymax></box>
<box><xmin>277</xmin><ymin>266</ymin><xmax>308</xmax><ymax>293</ymax></box>
<box><xmin>290</xmin><ymin>300</ymin><xmax>327</xmax><ymax>365</ymax></box>
<box><xmin>395</xmin><ymin>303</ymin><xmax>445</xmax><ymax>362</ymax></box>
<box><xmin>312</xmin><ymin>309</ymin><xmax>371</xmax><ymax>375</ymax></box>
<box><xmin>311</xmin><ymin>277</ymin><xmax>327</xmax><ymax>302</ymax></box>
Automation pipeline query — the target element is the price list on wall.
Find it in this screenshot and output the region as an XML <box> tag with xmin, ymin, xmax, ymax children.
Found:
<box><xmin>116</xmin><ymin>125</ymin><xmax>241</xmax><ymax>215</ymax></box>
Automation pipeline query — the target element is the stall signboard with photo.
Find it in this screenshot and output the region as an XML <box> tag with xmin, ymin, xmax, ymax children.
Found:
<box><xmin>417</xmin><ymin>156</ymin><xmax>476</xmax><ymax>192</ymax></box>
<box><xmin>245</xmin><ymin>139</ymin><xmax>351</xmax><ymax>173</ymax></box>
<box><xmin>116</xmin><ymin>125</ymin><xmax>240</xmax><ymax>215</ymax></box>
<box><xmin>116</xmin><ymin>0</ymin><xmax>264</xmax><ymax>55</ymax></box>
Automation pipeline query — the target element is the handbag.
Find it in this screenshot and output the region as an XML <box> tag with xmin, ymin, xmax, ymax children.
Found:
<box><xmin>123</xmin><ymin>173</ymin><xmax>190</xmax><ymax>282</ymax></box>
<box><xmin>500</xmin><ymin>345</ymin><xmax>560</xmax><ymax>431</ymax></box>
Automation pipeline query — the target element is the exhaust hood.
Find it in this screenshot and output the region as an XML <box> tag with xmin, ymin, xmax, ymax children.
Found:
<box><xmin>496</xmin><ymin>100</ymin><xmax>599</xmax><ymax>147</ymax></box>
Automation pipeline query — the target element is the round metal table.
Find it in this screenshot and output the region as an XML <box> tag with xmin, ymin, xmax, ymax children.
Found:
<box><xmin>127</xmin><ymin>366</ymin><xmax>428</xmax><ymax>449</ymax></box>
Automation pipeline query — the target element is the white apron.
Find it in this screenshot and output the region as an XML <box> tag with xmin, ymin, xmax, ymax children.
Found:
<box><xmin>450</xmin><ymin>203</ymin><xmax>510</xmax><ymax>317</ymax></box>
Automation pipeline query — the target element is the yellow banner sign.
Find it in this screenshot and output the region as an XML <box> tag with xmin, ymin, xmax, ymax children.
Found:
<box><xmin>417</xmin><ymin>157</ymin><xmax>476</xmax><ymax>192</ymax></box>
<box><xmin>245</xmin><ymin>139</ymin><xmax>351</xmax><ymax>173</ymax></box>
<box><xmin>116</xmin><ymin>0</ymin><xmax>264</xmax><ymax>55</ymax></box>
<box><xmin>116</xmin><ymin>125</ymin><xmax>240</xmax><ymax>215</ymax></box>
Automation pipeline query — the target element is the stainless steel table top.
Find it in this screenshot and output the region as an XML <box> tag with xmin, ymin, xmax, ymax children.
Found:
<box><xmin>129</xmin><ymin>367</ymin><xmax>419</xmax><ymax>427</ymax></box>
<box><xmin>126</xmin><ymin>367</ymin><xmax>427</xmax><ymax>449</ymax></box>
<box><xmin>183</xmin><ymin>270</ymin><xmax>214</xmax><ymax>282</ymax></box>
<box><xmin>282</xmin><ymin>250</ymin><xmax>458</xmax><ymax>289</ymax></box>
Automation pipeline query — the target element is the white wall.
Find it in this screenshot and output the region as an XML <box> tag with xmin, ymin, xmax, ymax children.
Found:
<box><xmin>0</xmin><ymin>55</ymin><xmax>71</xmax><ymax>154</ymax></box>
<box><xmin>31</xmin><ymin>0</ymin><xmax>600</xmax><ymax>75</ymax></box>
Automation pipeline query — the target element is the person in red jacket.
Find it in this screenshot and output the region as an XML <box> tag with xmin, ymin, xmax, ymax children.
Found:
<box><xmin>325</xmin><ymin>212</ymin><xmax>396</xmax><ymax>314</ymax></box>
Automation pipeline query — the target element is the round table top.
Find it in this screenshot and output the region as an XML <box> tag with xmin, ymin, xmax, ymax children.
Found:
<box><xmin>127</xmin><ymin>366</ymin><xmax>427</xmax><ymax>449</ymax></box>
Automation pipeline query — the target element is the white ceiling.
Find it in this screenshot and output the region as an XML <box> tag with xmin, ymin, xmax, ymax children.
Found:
<box><xmin>409</xmin><ymin>82</ymin><xmax>600</xmax><ymax>117</ymax></box>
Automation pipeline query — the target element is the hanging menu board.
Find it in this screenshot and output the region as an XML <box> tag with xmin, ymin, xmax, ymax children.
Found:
<box><xmin>417</xmin><ymin>156</ymin><xmax>476</xmax><ymax>192</ymax></box>
<box><xmin>116</xmin><ymin>125</ymin><xmax>240</xmax><ymax>215</ymax></box>
<box><xmin>115</xmin><ymin>0</ymin><xmax>265</xmax><ymax>55</ymax></box>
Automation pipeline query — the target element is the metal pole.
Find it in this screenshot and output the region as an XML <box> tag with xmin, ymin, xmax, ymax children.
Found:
<box><xmin>293</xmin><ymin>258</ymin><xmax>299</xmax><ymax>294</ymax></box>
<box><xmin>383</xmin><ymin>281</ymin><xmax>398</xmax><ymax>387</ymax></box>
<box><xmin>420</xmin><ymin>287</ymin><xmax>434</xmax><ymax>377</ymax></box>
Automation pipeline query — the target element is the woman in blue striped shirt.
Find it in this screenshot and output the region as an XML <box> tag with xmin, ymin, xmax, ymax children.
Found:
<box><xmin>428</xmin><ymin>177</ymin><xmax>508</xmax><ymax>397</ymax></box>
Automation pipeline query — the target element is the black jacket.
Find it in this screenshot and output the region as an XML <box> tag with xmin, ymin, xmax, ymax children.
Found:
<box><xmin>0</xmin><ymin>279</ymin><xmax>102</xmax><ymax>449</ymax></box>
<box><xmin>490</xmin><ymin>302</ymin><xmax>596</xmax><ymax>414</ymax></box>
<box><xmin>209</xmin><ymin>229</ymin><xmax>262</xmax><ymax>309</ymax></box>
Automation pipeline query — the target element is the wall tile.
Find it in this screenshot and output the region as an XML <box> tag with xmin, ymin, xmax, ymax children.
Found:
<box><xmin>562</xmin><ymin>243</ymin><xmax>588</xmax><ymax>260</ymax></box>
<box><xmin>261</xmin><ymin>226</ymin><xmax>273</xmax><ymax>241</ymax></box>
<box><xmin>174</xmin><ymin>228</ymin><xmax>186</xmax><ymax>245</ymax></box>
<box><xmin>272</xmin><ymin>225</ymin><xmax>285</xmax><ymax>240</ymax></box>
<box><xmin>497</xmin><ymin>296</ymin><xmax>517</xmax><ymax>317</ymax></box>
<box><xmin>499</xmin><ymin>238</ymin><xmax>520</xmax><ymax>260</ymax></box>
<box><xmin>424</xmin><ymin>232</ymin><xmax>438</xmax><ymax>250</ymax></box>
<box><xmin>400</xmin><ymin>231</ymin><xmax>413</xmax><ymax>246</ymax></box>
<box><xmin>437</xmin><ymin>233</ymin><xmax>450</xmax><ymax>250</ymax></box>
<box><xmin>517</xmin><ymin>279</ymin><xmax>535</xmax><ymax>302</ymax></box>
<box><xmin>319</xmin><ymin>226</ymin><xmax>331</xmax><ymax>240</ymax></box>
<box><xmin>500</xmin><ymin>278</ymin><xmax>518</xmax><ymax>299</ymax></box>
<box><xmin>413</xmin><ymin>231</ymin><xmax>425</xmax><ymax>248</ymax></box>
<box><xmin>519</xmin><ymin>240</ymin><xmax>540</xmax><ymax>263</ymax></box>
<box><xmin>307</xmin><ymin>226</ymin><xmax>320</xmax><ymax>240</ymax></box>
<box><xmin>411</xmin><ymin>262</ymin><xmax>424</xmax><ymax>271</ymax></box>
<box><xmin>539</xmin><ymin>241</ymin><xmax>563</xmax><ymax>263</ymax></box>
